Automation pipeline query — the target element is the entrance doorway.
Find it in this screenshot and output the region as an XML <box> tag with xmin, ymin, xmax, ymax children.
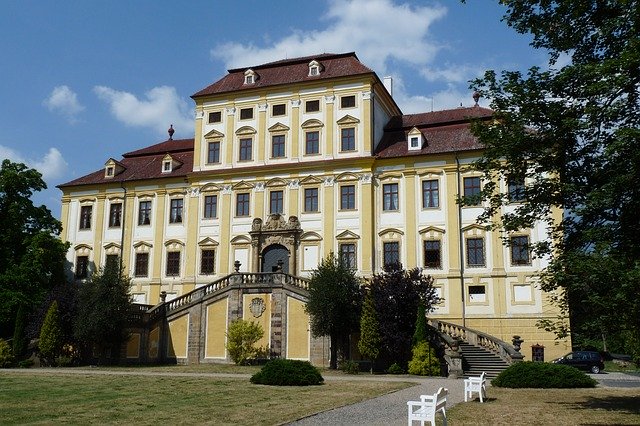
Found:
<box><xmin>261</xmin><ymin>244</ymin><xmax>290</xmax><ymax>273</ymax></box>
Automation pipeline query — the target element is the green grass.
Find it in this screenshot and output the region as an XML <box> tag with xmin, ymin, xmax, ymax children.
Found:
<box><xmin>604</xmin><ymin>360</ymin><xmax>640</xmax><ymax>373</ymax></box>
<box><xmin>0</xmin><ymin>371</ymin><xmax>411</xmax><ymax>425</ymax></box>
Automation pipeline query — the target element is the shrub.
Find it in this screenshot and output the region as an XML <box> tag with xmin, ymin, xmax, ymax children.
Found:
<box><xmin>250</xmin><ymin>359</ymin><xmax>324</xmax><ymax>386</ymax></box>
<box><xmin>387</xmin><ymin>362</ymin><xmax>404</xmax><ymax>374</ymax></box>
<box><xmin>0</xmin><ymin>339</ymin><xmax>14</xmax><ymax>367</ymax></box>
<box><xmin>408</xmin><ymin>341</ymin><xmax>441</xmax><ymax>376</ymax></box>
<box><xmin>18</xmin><ymin>359</ymin><xmax>34</xmax><ymax>368</ymax></box>
<box><xmin>39</xmin><ymin>301</ymin><xmax>63</xmax><ymax>365</ymax></box>
<box><xmin>492</xmin><ymin>361</ymin><xmax>598</xmax><ymax>388</ymax></box>
<box><xmin>226</xmin><ymin>319</ymin><xmax>264</xmax><ymax>365</ymax></box>
<box><xmin>339</xmin><ymin>360</ymin><xmax>360</xmax><ymax>374</ymax></box>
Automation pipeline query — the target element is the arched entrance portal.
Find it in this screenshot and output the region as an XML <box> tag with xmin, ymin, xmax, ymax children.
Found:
<box><xmin>261</xmin><ymin>244</ymin><xmax>290</xmax><ymax>273</ymax></box>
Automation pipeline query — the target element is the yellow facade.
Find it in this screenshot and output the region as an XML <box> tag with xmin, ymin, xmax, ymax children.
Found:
<box><xmin>58</xmin><ymin>53</ymin><xmax>569</xmax><ymax>362</ymax></box>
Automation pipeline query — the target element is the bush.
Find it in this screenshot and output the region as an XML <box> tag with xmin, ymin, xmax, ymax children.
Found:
<box><xmin>339</xmin><ymin>360</ymin><xmax>360</xmax><ymax>374</ymax></box>
<box><xmin>0</xmin><ymin>339</ymin><xmax>14</xmax><ymax>368</ymax></box>
<box><xmin>492</xmin><ymin>362</ymin><xmax>598</xmax><ymax>388</ymax></box>
<box><xmin>250</xmin><ymin>359</ymin><xmax>324</xmax><ymax>386</ymax></box>
<box><xmin>387</xmin><ymin>362</ymin><xmax>404</xmax><ymax>374</ymax></box>
<box><xmin>226</xmin><ymin>319</ymin><xmax>264</xmax><ymax>365</ymax></box>
<box><xmin>39</xmin><ymin>301</ymin><xmax>63</xmax><ymax>365</ymax></box>
<box><xmin>18</xmin><ymin>359</ymin><xmax>34</xmax><ymax>368</ymax></box>
<box><xmin>408</xmin><ymin>341</ymin><xmax>441</xmax><ymax>376</ymax></box>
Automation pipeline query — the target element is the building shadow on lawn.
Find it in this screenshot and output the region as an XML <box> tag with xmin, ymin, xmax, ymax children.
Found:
<box><xmin>565</xmin><ymin>395</ymin><xmax>640</xmax><ymax>416</ymax></box>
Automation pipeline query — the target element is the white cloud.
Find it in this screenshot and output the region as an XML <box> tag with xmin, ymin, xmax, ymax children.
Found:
<box><xmin>94</xmin><ymin>85</ymin><xmax>193</xmax><ymax>137</ymax></box>
<box><xmin>211</xmin><ymin>0</ymin><xmax>447</xmax><ymax>75</ymax></box>
<box><xmin>0</xmin><ymin>145</ymin><xmax>68</xmax><ymax>181</ymax></box>
<box><xmin>390</xmin><ymin>76</ymin><xmax>487</xmax><ymax>113</ymax></box>
<box><xmin>43</xmin><ymin>85</ymin><xmax>85</xmax><ymax>123</ymax></box>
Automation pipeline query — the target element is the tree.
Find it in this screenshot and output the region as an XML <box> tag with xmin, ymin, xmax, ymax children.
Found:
<box><xmin>369</xmin><ymin>264</ymin><xmax>439</xmax><ymax>369</ymax></box>
<box><xmin>466</xmin><ymin>1</ymin><xmax>640</xmax><ymax>358</ymax></box>
<box><xmin>74</xmin><ymin>263</ymin><xmax>131</xmax><ymax>363</ymax></box>
<box><xmin>0</xmin><ymin>160</ymin><xmax>69</xmax><ymax>338</ymax></box>
<box><xmin>305</xmin><ymin>253</ymin><xmax>362</xmax><ymax>369</ymax></box>
<box><xmin>412</xmin><ymin>303</ymin><xmax>428</xmax><ymax>347</ymax></box>
<box><xmin>226</xmin><ymin>319</ymin><xmax>264</xmax><ymax>365</ymax></box>
<box><xmin>357</xmin><ymin>290</ymin><xmax>381</xmax><ymax>373</ymax></box>
<box><xmin>39</xmin><ymin>301</ymin><xmax>63</xmax><ymax>365</ymax></box>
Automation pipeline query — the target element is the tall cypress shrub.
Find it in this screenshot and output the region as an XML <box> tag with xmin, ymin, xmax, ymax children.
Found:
<box><xmin>39</xmin><ymin>301</ymin><xmax>62</xmax><ymax>365</ymax></box>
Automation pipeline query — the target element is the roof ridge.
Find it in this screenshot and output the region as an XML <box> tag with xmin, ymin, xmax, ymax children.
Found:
<box><xmin>227</xmin><ymin>52</ymin><xmax>357</xmax><ymax>73</ymax></box>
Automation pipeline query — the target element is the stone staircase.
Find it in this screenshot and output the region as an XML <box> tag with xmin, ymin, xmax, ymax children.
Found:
<box><xmin>460</xmin><ymin>342</ymin><xmax>510</xmax><ymax>378</ymax></box>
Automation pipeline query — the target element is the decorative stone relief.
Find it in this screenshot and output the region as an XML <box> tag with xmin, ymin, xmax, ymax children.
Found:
<box><xmin>222</xmin><ymin>185</ymin><xmax>233</xmax><ymax>194</ymax></box>
<box><xmin>362</xmin><ymin>91</ymin><xmax>372</xmax><ymax>100</ymax></box>
<box><xmin>324</xmin><ymin>95</ymin><xmax>335</xmax><ymax>103</ymax></box>
<box><xmin>258</xmin><ymin>103</ymin><xmax>268</xmax><ymax>112</ymax></box>
<box><xmin>254</xmin><ymin>182</ymin><xmax>266</xmax><ymax>192</ymax></box>
<box><xmin>196</xmin><ymin>110</ymin><xmax>204</xmax><ymax>119</ymax></box>
<box><xmin>250</xmin><ymin>298</ymin><xmax>266</xmax><ymax>318</ymax></box>
<box><xmin>324</xmin><ymin>177</ymin><xmax>335</xmax><ymax>187</ymax></box>
<box><xmin>189</xmin><ymin>187</ymin><xmax>200</xmax><ymax>197</ymax></box>
<box><xmin>226</xmin><ymin>107</ymin><xmax>236</xmax><ymax>115</ymax></box>
<box><xmin>288</xmin><ymin>179</ymin><xmax>300</xmax><ymax>189</ymax></box>
<box><xmin>359</xmin><ymin>173</ymin><xmax>373</xmax><ymax>184</ymax></box>
<box><xmin>290</xmin><ymin>99</ymin><xmax>301</xmax><ymax>108</ymax></box>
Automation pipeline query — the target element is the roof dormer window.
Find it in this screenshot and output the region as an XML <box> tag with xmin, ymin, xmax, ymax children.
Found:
<box><xmin>104</xmin><ymin>158</ymin><xmax>126</xmax><ymax>178</ymax></box>
<box><xmin>162</xmin><ymin>154</ymin><xmax>182</xmax><ymax>174</ymax></box>
<box><xmin>106</xmin><ymin>166</ymin><xmax>114</xmax><ymax>177</ymax></box>
<box><xmin>407</xmin><ymin>127</ymin><xmax>424</xmax><ymax>151</ymax></box>
<box><xmin>244</xmin><ymin>69</ymin><xmax>257</xmax><ymax>85</ymax></box>
<box><xmin>163</xmin><ymin>160</ymin><xmax>172</xmax><ymax>173</ymax></box>
<box><xmin>308</xmin><ymin>60</ymin><xmax>322</xmax><ymax>76</ymax></box>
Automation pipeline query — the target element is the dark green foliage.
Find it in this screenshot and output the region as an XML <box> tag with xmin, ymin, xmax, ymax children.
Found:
<box><xmin>39</xmin><ymin>301</ymin><xmax>63</xmax><ymax>365</ymax></box>
<box><xmin>0</xmin><ymin>160</ymin><xmax>69</xmax><ymax>338</ymax></box>
<box><xmin>387</xmin><ymin>362</ymin><xmax>404</xmax><ymax>374</ymax></box>
<box><xmin>74</xmin><ymin>263</ymin><xmax>131</xmax><ymax>363</ymax></box>
<box><xmin>492</xmin><ymin>362</ymin><xmax>597</xmax><ymax>388</ymax></box>
<box><xmin>18</xmin><ymin>359</ymin><xmax>34</xmax><ymax>368</ymax></box>
<box><xmin>369</xmin><ymin>264</ymin><xmax>439</xmax><ymax>369</ymax></box>
<box><xmin>466</xmin><ymin>1</ymin><xmax>640</xmax><ymax>357</ymax></box>
<box><xmin>12</xmin><ymin>304</ymin><xmax>26</xmax><ymax>357</ymax></box>
<box><xmin>305</xmin><ymin>253</ymin><xmax>362</xmax><ymax>369</ymax></box>
<box><xmin>0</xmin><ymin>338</ymin><xmax>14</xmax><ymax>367</ymax></box>
<box><xmin>27</xmin><ymin>282</ymin><xmax>78</xmax><ymax>344</ymax></box>
<box><xmin>250</xmin><ymin>359</ymin><xmax>324</xmax><ymax>386</ymax></box>
<box><xmin>412</xmin><ymin>303</ymin><xmax>427</xmax><ymax>347</ymax></box>
<box><xmin>407</xmin><ymin>341</ymin><xmax>441</xmax><ymax>376</ymax></box>
<box><xmin>357</xmin><ymin>289</ymin><xmax>380</xmax><ymax>372</ymax></box>
<box><xmin>339</xmin><ymin>360</ymin><xmax>360</xmax><ymax>374</ymax></box>
<box><xmin>225</xmin><ymin>319</ymin><xmax>264</xmax><ymax>365</ymax></box>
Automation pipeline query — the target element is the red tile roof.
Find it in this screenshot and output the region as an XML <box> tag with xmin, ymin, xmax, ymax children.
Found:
<box><xmin>192</xmin><ymin>52</ymin><xmax>374</xmax><ymax>98</ymax></box>
<box><xmin>58</xmin><ymin>139</ymin><xmax>194</xmax><ymax>188</ymax></box>
<box><xmin>376</xmin><ymin>106</ymin><xmax>493</xmax><ymax>158</ymax></box>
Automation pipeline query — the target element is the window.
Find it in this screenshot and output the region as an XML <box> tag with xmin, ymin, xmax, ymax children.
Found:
<box><xmin>469</xmin><ymin>285</ymin><xmax>486</xmax><ymax>302</ymax></box>
<box><xmin>105</xmin><ymin>254</ymin><xmax>119</xmax><ymax>269</ymax></box>
<box><xmin>245</xmin><ymin>74</ymin><xmax>254</xmax><ymax>85</ymax></box>
<box><xmin>305</xmin><ymin>131</ymin><xmax>319</xmax><ymax>155</ymax></box>
<box><xmin>410</xmin><ymin>136</ymin><xmax>420</xmax><ymax>148</ymax></box>
<box><xmin>304</xmin><ymin>188</ymin><xmax>319</xmax><ymax>212</ymax></box>
<box><xmin>424</xmin><ymin>240</ymin><xmax>442</xmax><ymax>269</ymax></box>
<box><xmin>79</xmin><ymin>205</ymin><xmax>92</xmax><ymax>230</ymax></box>
<box><xmin>466</xmin><ymin>238</ymin><xmax>485</xmax><ymax>267</ymax></box>
<box><xmin>109</xmin><ymin>203</ymin><xmax>122</xmax><ymax>227</ymax></box>
<box><xmin>207</xmin><ymin>141</ymin><xmax>220</xmax><ymax>164</ymax></box>
<box><xmin>340</xmin><ymin>95</ymin><xmax>356</xmax><ymax>108</ymax></box>
<box><xmin>236</xmin><ymin>193</ymin><xmax>250</xmax><ymax>217</ymax></box>
<box><xmin>339</xmin><ymin>243</ymin><xmax>357</xmax><ymax>269</ymax></box>
<box><xmin>203</xmin><ymin>195</ymin><xmax>218</xmax><ymax>219</ymax></box>
<box><xmin>163</xmin><ymin>161</ymin><xmax>171</xmax><ymax>172</ymax></box>
<box><xmin>138</xmin><ymin>201</ymin><xmax>152</xmax><ymax>225</ymax></box>
<box><xmin>208</xmin><ymin>111</ymin><xmax>221</xmax><ymax>123</ymax></box>
<box><xmin>134</xmin><ymin>253</ymin><xmax>149</xmax><ymax>277</ymax></box>
<box><xmin>382</xmin><ymin>183</ymin><xmax>399</xmax><ymax>211</ymax></box>
<box><xmin>75</xmin><ymin>256</ymin><xmax>89</xmax><ymax>279</ymax></box>
<box><xmin>269</xmin><ymin>190</ymin><xmax>284</xmax><ymax>215</ymax></box>
<box><xmin>510</xmin><ymin>235</ymin><xmax>531</xmax><ymax>265</ymax></box>
<box><xmin>106</xmin><ymin>166</ymin><xmax>114</xmax><ymax>177</ymax></box>
<box><xmin>272</xmin><ymin>135</ymin><xmax>285</xmax><ymax>158</ymax></box>
<box><xmin>240</xmin><ymin>107</ymin><xmax>253</xmax><ymax>120</ymax></box>
<box><xmin>239</xmin><ymin>138</ymin><xmax>252</xmax><ymax>161</ymax></box>
<box><xmin>340</xmin><ymin>127</ymin><xmax>355</xmax><ymax>151</ymax></box>
<box><xmin>201</xmin><ymin>249</ymin><xmax>215</xmax><ymax>275</ymax></box>
<box><xmin>340</xmin><ymin>185</ymin><xmax>356</xmax><ymax>210</ymax></box>
<box><xmin>305</xmin><ymin>100</ymin><xmax>320</xmax><ymax>112</ymax></box>
<box><xmin>272</xmin><ymin>103</ymin><xmax>286</xmax><ymax>116</ymax></box>
<box><xmin>464</xmin><ymin>177</ymin><xmax>482</xmax><ymax>205</ymax></box>
<box><xmin>383</xmin><ymin>242</ymin><xmax>400</xmax><ymax>267</ymax></box>
<box><xmin>508</xmin><ymin>177</ymin><xmax>525</xmax><ymax>202</ymax></box>
<box><xmin>422</xmin><ymin>180</ymin><xmax>439</xmax><ymax>208</ymax></box>
<box><xmin>166</xmin><ymin>252</ymin><xmax>180</xmax><ymax>276</ymax></box>
<box><xmin>169</xmin><ymin>198</ymin><xmax>183</xmax><ymax>223</ymax></box>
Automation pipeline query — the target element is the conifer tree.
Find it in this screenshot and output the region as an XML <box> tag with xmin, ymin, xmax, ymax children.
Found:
<box><xmin>39</xmin><ymin>301</ymin><xmax>62</xmax><ymax>365</ymax></box>
<box><xmin>357</xmin><ymin>290</ymin><xmax>380</xmax><ymax>373</ymax></box>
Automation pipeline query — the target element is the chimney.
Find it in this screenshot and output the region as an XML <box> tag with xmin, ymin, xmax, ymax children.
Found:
<box><xmin>383</xmin><ymin>76</ymin><xmax>393</xmax><ymax>97</ymax></box>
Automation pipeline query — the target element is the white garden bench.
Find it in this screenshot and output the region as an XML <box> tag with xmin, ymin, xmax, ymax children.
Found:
<box><xmin>407</xmin><ymin>386</ymin><xmax>448</xmax><ymax>426</ymax></box>
<box><xmin>464</xmin><ymin>371</ymin><xmax>487</xmax><ymax>403</ymax></box>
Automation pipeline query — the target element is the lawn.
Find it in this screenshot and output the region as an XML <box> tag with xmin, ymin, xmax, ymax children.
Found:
<box><xmin>0</xmin><ymin>370</ymin><xmax>411</xmax><ymax>425</ymax></box>
<box><xmin>448</xmin><ymin>386</ymin><xmax>640</xmax><ymax>425</ymax></box>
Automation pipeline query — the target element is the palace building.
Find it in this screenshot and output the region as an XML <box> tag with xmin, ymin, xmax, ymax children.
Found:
<box><xmin>58</xmin><ymin>52</ymin><xmax>569</xmax><ymax>367</ymax></box>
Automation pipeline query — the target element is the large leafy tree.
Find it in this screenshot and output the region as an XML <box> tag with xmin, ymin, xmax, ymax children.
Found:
<box><xmin>74</xmin><ymin>263</ymin><xmax>132</xmax><ymax>363</ymax></box>
<box><xmin>305</xmin><ymin>253</ymin><xmax>363</xmax><ymax>369</ymax></box>
<box><xmin>0</xmin><ymin>160</ymin><xmax>69</xmax><ymax>337</ymax></box>
<box><xmin>369</xmin><ymin>264</ymin><xmax>439</xmax><ymax>369</ymax></box>
<box><xmin>466</xmin><ymin>1</ymin><xmax>640</xmax><ymax>357</ymax></box>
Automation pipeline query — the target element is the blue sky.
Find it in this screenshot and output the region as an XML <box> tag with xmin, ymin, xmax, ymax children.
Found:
<box><xmin>0</xmin><ymin>0</ymin><xmax>549</xmax><ymax>217</ymax></box>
